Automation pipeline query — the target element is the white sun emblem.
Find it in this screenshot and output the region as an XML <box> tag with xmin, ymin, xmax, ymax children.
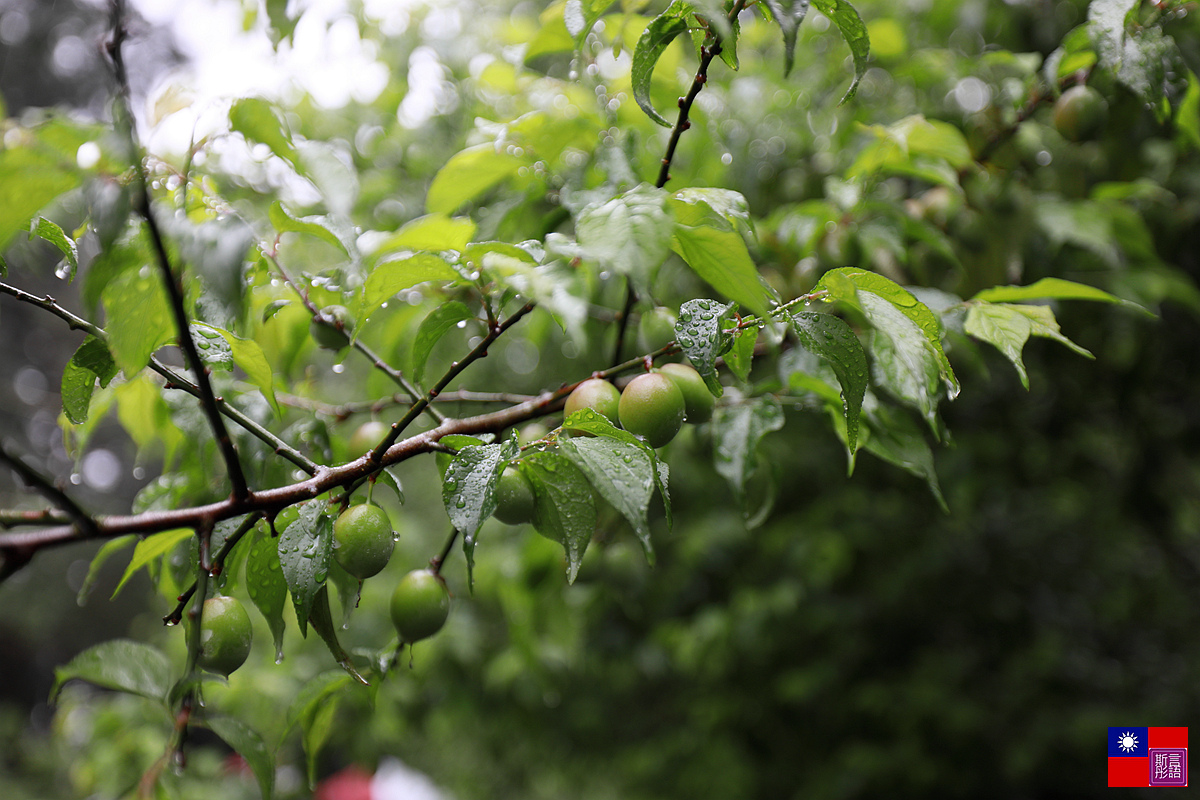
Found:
<box><xmin>1117</xmin><ymin>732</ymin><xmax>1139</xmax><ymax>753</ymax></box>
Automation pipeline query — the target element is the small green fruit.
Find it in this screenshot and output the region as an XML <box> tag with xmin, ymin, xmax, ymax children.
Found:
<box><xmin>310</xmin><ymin>305</ymin><xmax>354</xmax><ymax>350</ymax></box>
<box><xmin>349</xmin><ymin>420</ymin><xmax>390</xmax><ymax>456</ymax></box>
<box><xmin>1052</xmin><ymin>85</ymin><xmax>1107</xmax><ymax>142</ymax></box>
<box><xmin>564</xmin><ymin>378</ymin><xmax>621</xmax><ymax>425</ymax></box>
<box><xmin>390</xmin><ymin>569</ymin><xmax>450</xmax><ymax>644</ymax></box>
<box><xmin>658</xmin><ymin>363</ymin><xmax>716</xmax><ymax>423</ymax></box>
<box><xmin>198</xmin><ymin>596</ymin><xmax>253</xmax><ymax>676</ymax></box>
<box><xmin>493</xmin><ymin>466</ymin><xmax>536</xmax><ymax>525</ymax></box>
<box><xmin>618</xmin><ymin>372</ymin><xmax>685</xmax><ymax>448</ymax></box>
<box><xmin>637</xmin><ymin>307</ymin><xmax>677</xmax><ymax>353</ymax></box>
<box><xmin>333</xmin><ymin>503</ymin><xmax>395</xmax><ymax>580</ymax></box>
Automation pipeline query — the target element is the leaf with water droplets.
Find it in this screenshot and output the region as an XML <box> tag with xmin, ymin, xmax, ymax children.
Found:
<box><xmin>631</xmin><ymin>1</ymin><xmax>693</xmax><ymax>127</ymax></box>
<box><xmin>789</xmin><ymin>311</ymin><xmax>866</xmax><ymax>453</ymax></box>
<box><xmin>559</xmin><ymin>436</ymin><xmax>657</xmax><ymax>564</ymax></box>
<box><xmin>247</xmin><ymin>527</ymin><xmax>288</xmax><ymax>662</ymax></box>
<box><xmin>523</xmin><ymin>450</ymin><xmax>596</xmax><ymax>583</ymax></box>
<box><xmin>279</xmin><ymin>502</ymin><xmax>333</xmax><ymax>638</ymax></box>
<box><xmin>816</xmin><ymin>267</ymin><xmax>958</xmax><ymax>397</ymax></box>
<box><xmin>964</xmin><ymin>301</ymin><xmax>1093</xmax><ymax>390</ymax></box>
<box><xmin>712</xmin><ymin>395</ymin><xmax>786</xmax><ymax>510</ymax></box>
<box><xmin>411</xmin><ymin>301</ymin><xmax>473</xmax><ymax>384</ymax></box>
<box><xmin>576</xmin><ymin>184</ymin><xmax>674</xmax><ymax>288</ymax></box>
<box><xmin>50</xmin><ymin>639</ymin><xmax>173</xmax><ymax>704</ymax></box>
<box><xmin>308</xmin><ymin>584</ymin><xmax>368</xmax><ymax>685</ymax></box>
<box><xmin>675</xmin><ymin>298</ymin><xmax>737</xmax><ymax>396</ymax></box>
<box><xmin>443</xmin><ymin>437</ymin><xmax>520</xmax><ymax>586</ymax></box>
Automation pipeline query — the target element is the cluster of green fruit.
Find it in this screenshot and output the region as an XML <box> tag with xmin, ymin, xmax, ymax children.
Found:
<box><xmin>490</xmin><ymin>360</ymin><xmax>716</xmax><ymax>527</ymax></box>
<box><xmin>196</xmin><ymin>502</ymin><xmax>449</xmax><ymax>676</ymax></box>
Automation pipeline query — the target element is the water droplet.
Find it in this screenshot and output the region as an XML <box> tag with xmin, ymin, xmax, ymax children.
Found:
<box><xmin>456</xmin><ymin>499</ymin><xmax>466</xmax><ymax>508</ymax></box>
<box><xmin>275</xmin><ymin>650</ymin><xmax>285</xmax><ymax>665</ymax></box>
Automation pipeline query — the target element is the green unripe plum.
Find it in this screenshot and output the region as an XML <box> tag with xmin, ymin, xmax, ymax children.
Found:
<box><xmin>492</xmin><ymin>466</ymin><xmax>536</xmax><ymax>525</ymax></box>
<box><xmin>564</xmin><ymin>378</ymin><xmax>620</xmax><ymax>424</ymax></box>
<box><xmin>310</xmin><ymin>305</ymin><xmax>354</xmax><ymax>350</ymax></box>
<box><xmin>333</xmin><ymin>503</ymin><xmax>395</xmax><ymax>580</ymax></box>
<box><xmin>390</xmin><ymin>569</ymin><xmax>450</xmax><ymax>643</ymax></box>
<box><xmin>349</xmin><ymin>420</ymin><xmax>390</xmax><ymax>456</ymax></box>
<box><xmin>618</xmin><ymin>372</ymin><xmax>685</xmax><ymax>448</ymax></box>
<box><xmin>637</xmin><ymin>307</ymin><xmax>677</xmax><ymax>353</ymax></box>
<box><xmin>1052</xmin><ymin>85</ymin><xmax>1107</xmax><ymax>142</ymax></box>
<box><xmin>198</xmin><ymin>596</ymin><xmax>253</xmax><ymax>676</ymax></box>
<box><xmin>657</xmin><ymin>363</ymin><xmax>716</xmax><ymax>423</ymax></box>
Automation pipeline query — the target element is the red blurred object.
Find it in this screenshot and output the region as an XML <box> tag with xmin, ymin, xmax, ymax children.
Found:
<box><xmin>315</xmin><ymin>765</ymin><xmax>375</xmax><ymax>800</ymax></box>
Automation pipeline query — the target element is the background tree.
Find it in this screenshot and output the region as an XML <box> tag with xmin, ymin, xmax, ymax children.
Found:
<box><xmin>0</xmin><ymin>0</ymin><xmax>1197</xmax><ymax>798</ymax></box>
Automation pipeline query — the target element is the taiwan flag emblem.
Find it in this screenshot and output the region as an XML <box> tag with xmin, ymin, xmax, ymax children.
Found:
<box><xmin>1108</xmin><ymin>727</ymin><xmax>1188</xmax><ymax>787</ymax></box>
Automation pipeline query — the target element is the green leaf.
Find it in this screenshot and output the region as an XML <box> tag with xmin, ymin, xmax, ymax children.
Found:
<box><xmin>964</xmin><ymin>302</ymin><xmax>1093</xmax><ymax>389</ymax></box>
<box><xmin>375</xmin><ymin>213</ymin><xmax>476</xmax><ymax>254</ymax></box>
<box><xmin>203</xmin><ymin>714</ymin><xmax>275</xmax><ymax>799</ymax></box>
<box><xmin>523</xmin><ymin>450</ymin><xmax>597</xmax><ymax>583</ymax></box>
<box><xmin>972</xmin><ymin>277</ymin><xmax>1126</xmax><ymax>305</ymax></box>
<box><xmin>712</xmin><ymin>395</ymin><xmax>786</xmax><ymax>503</ymax></box>
<box><xmin>61</xmin><ymin>336</ymin><xmax>118</xmax><ymax>424</ymax></box>
<box><xmin>101</xmin><ymin>267</ymin><xmax>175</xmax><ymax>378</ymax></box>
<box><xmin>669</xmin><ymin>194</ymin><xmax>776</xmax><ymax>316</ymax></box>
<box><xmin>75</xmin><ymin>535</ymin><xmax>137</xmax><ymax>606</ymax></box>
<box><xmin>30</xmin><ymin>217</ymin><xmax>79</xmax><ymax>281</ymax></box>
<box><xmin>761</xmin><ymin>0</ymin><xmax>812</xmax><ymax>76</ymax></box>
<box><xmin>863</xmin><ymin>404</ymin><xmax>947</xmax><ymax>512</ymax></box>
<box><xmin>283</xmin><ymin>670</ymin><xmax>353</xmax><ymax>786</ymax></box>
<box><xmin>1033</xmin><ymin>198</ymin><xmax>1120</xmax><ymax>265</ymax></box>
<box><xmin>171</xmin><ymin>215</ymin><xmax>256</xmax><ymax>327</ymax></box>
<box><xmin>246</xmin><ymin>530</ymin><xmax>288</xmax><ymax>664</ymax></box>
<box><xmin>307</xmin><ymin>585</ymin><xmax>368</xmax><ymax>684</ymax></box>
<box><xmin>230</xmin><ymin>98</ymin><xmax>300</xmax><ymax>169</ymax></box>
<box><xmin>190</xmin><ymin>323</ymin><xmax>234</xmax><ymax>372</ymax></box>
<box><xmin>268</xmin><ymin>201</ymin><xmax>351</xmax><ymax>257</ymax></box>
<box><xmin>214</xmin><ymin>328</ymin><xmax>282</xmax><ymax>417</ymax></box>
<box><xmin>443</xmin><ymin>438</ymin><xmax>520</xmax><ymax>585</ymax></box>
<box><xmin>279</xmin><ymin>502</ymin><xmax>333</xmax><ymax>638</ymax></box>
<box><xmin>723</xmin><ymin>326</ymin><xmax>758</xmax><ymax>383</ymax></box>
<box><xmin>0</xmin><ymin>139</ymin><xmax>78</xmax><ymax>254</ymax></box>
<box><xmin>565</xmin><ymin>0</ymin><xmax>617</xmax><ymax>51</ymax></box>
<box><xmin>427</xmin><ymin>144</ymin><xmax>526</xmax><ymax>214</ymax></box>
<box><xmin>809</xmin><ymin>0</ymin><xmax>870</xmax><ymax>103</ymax></box>
<box><xmin>373</xmin><ymin>468</ymin><xmax>406</xmax><ymax>506</ymax></box>
<box><xmin>359</xmin><ymin>253</ymin><xmax>458</xmax><ymax>324</ymax></box>
<box><xmin>51</xmin><ymin>639</ymin><xmax>172</xmax><ymax>703</ymax></box>
<box><xmin>1087</xmin><ymin>0</ymin><xmax>1137</xmax><ymax>75</ymax></box>
<box><xmin>789</xmin><ymin>311</ymin><xmax>867</xmax><ymax>452</ymax></box>
<box><xmin>559</xmin><ymin>436</ymin><xmax>657</xmax><ymax>562</ymax></box>
<box><xmin>112</xmin><ymin>528</ymin><xmax>193</xmax><ymax>599</ymax></box>
<box><xmin>631</xmin><ymin>1</ymin><xmax>693</xmax><ymax>127</ymax></box>
<box><xmin>865</xmin><ymin>297</ymin><xmax>943</xmax><ymax>427</ymax></box>
<box><xmin>576</xmin><ymin>184</ymin><xmax>674</xmax><ymax>285</ymax></box>
<box><xmin>411</xmin><ymin>301</ymin><xmax>474</xmax><ymax>384</ymax></box>
<box><xmin>817</xmin><ymin>267</ymin><xmax>958</xmax><ymax>396</ymax></box>
<box><xmin>675</xmin><ymin>298</ymin><xmax>737</xmax><ymax>395</ymax></box>
<box><xmin>265</xmin><ymin>0</ymin><xmax>299</xmax><ymax>43</ymax></box>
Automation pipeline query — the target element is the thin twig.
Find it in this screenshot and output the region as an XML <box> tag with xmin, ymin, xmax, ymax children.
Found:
<box><xmin>370</xmin><ymin>302</ymin><xmax>537</xmax><ymax>461</ymax></box>
<box><xmin>429</xmin><ymin>527</ymin><xmax>459</xmax><ymax>576</ymax></box>
<box><xmin>163</xmin><ymin>513</ymin><xmax>262</xmax><ymax>625</ymax></box>
<box><xmin>265</xmin><ymin>386</ymin><xmax>541</xmax><ymax>419</ymax></box>
<box><xmin>107</xmin><ymin>1</ymin><xmax>250</xmax><ymax>501</ymax></box>
<box><xmin>267</xmin><ymin>254</ymin><xmax>445</xmax><ymax>424</ymax></box>
<box><xmin>0</xmin><ymin>441</ymin><xmax>98</xmax><ymax>539</ymax></box>
<box><xmin>0</xmin><ymin>281</ymin><xmax>318</xmax><ymax>475</ymax></box>
<box><xmin>0</xmin><ymin>508</ymin><xmax>72</xmax><ymax>528</ymax></box>
<box><xmin>612</xmin><ymin>0</ymin><xmax>747</xmax><ymax>366</ymax></box>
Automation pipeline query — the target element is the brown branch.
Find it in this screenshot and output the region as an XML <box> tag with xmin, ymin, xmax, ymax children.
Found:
<box><xmin>107</xmin><ymin>2</ymin><xmax>250</xmax><ymax>501</ymax></box>
<box><xmin>0</xmin><ymin>441</ymin><xmax>99</xmax><ymax>539</ymax></box>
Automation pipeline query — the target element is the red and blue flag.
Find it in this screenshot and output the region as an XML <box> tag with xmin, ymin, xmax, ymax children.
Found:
<box><xmin>1108</xmin><ymin>727</ymin><xmax>1188</xmax><ymax>787</ymax></box>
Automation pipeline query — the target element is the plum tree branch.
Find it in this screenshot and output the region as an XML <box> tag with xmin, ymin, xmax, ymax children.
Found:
<box><xmin>107</xmin><ymin>0</ymin><xmax>250</xmax><ymax>501</ymax></box>
<box><xmin>612</xmin><ymin>0</ymin><xmax>747</xmax><ymax>367</ymax></box>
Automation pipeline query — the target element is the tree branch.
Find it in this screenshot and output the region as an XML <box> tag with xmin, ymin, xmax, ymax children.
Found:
<box><xmin>0</xmin><ymin>441</ymin><xmax>99</xmax><ymax>539</ymax></box>
<box><xmin>612</xmin><ymin>0</ymin><xmax>746</xmax><ymax>366</ymax></box>
<box><xmin>107</xmin><ymin>0</ymin><xmax>250</xmax><ymax>501</ymax></box>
